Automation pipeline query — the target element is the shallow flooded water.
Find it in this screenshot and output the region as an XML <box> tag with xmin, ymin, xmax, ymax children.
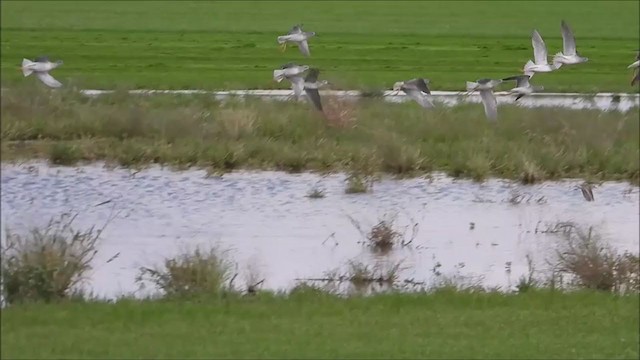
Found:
<box><xmin>1</xmin><ymin>162</ymin><xmax>638</xmax><ymax>298</ymax></box>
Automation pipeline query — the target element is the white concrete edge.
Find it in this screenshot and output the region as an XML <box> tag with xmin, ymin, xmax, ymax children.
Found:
<box><xmin>73</xmin><ymin>89</ymin><xmax>640</xmax><ymax>99</ymax></box>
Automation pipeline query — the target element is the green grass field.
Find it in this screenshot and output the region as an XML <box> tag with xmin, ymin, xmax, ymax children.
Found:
<box><xmin>1</xmin><ymin>291</ymin><xmax>638</xmax><ymax>359</ymax></box>
<box><xmin>1</xmin><ymin>1</ymin><xmax>639</xmax><ymax>92</ymax></box>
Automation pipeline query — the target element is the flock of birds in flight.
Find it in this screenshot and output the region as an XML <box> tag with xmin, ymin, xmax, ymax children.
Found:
<box><xmin>20</xmin><ymin>20</ymin><xmax>640</xmax><ymax>122</ymax></box>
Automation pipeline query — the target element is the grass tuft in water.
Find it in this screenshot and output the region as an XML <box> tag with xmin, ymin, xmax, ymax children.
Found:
<box><xmin>135</xmin><ymin>245</ymin><xmax>236</xmax><ymax>299</ymax></box>
<box><xmin>348</xmin><ymin>214</ymin><xmax>418</xmax><ymax>254</ymax></box>
<box><xmin>48</xmin><ymin>143</ymin><xmax>81</xmax><ymax>166</ymax></box>
<box><xmin>344</xmin><ymin>172</ymin><xmax>374</xmax><ymax>194</ymax></box>
<box><xmin>1</xmin><ymin>213</ymin><xmax>106</xmax><ymax>305</ymax></box>
<box><xmin>550</xmin><ymin>223</ymin><xmax>640</xmax><ymax>294</ymax></box>
<box><xmin>306</xmin><ymin>186</ymin><xmax>326</xmax><ymax>199</ymax></box>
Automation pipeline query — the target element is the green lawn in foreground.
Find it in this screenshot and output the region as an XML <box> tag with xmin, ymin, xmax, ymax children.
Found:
<box><xmin>1</xmin><ymin>291</ymin><xmax>638</xmax><ymax>359</ymax></box>
<box><xmin>1</xmin><ymin>1</ymin><xmax>639</xmax><ymax>92</ymax></box>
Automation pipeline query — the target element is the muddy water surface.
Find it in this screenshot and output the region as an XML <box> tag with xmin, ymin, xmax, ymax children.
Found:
<box><xmin>1</xmin><ymin>162</ymin><xmax>638</xmax><ymax>298</ymax></box>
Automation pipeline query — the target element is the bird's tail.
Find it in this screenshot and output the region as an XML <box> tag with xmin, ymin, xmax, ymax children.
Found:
<box><xmin>277</xmin><ymin>35</ymin><xmax>289</xmax><ymax>44</ymax></box>
<box><xmin>523</xmin><ymin>59</ymin><xmax>535</xmax><ymax>72</ymax></box>
<box><xmin>21</xmin><ymin>58</ymin><xmax>34</xmax><ymax>77</ymax></box>
<box><xmin>523</xmin><ymin>60</ymin><xmax>536</xmax><ymax>77</ymax></box>
<box><xmin>273</xmin><ymin>69</ymin><xmax>286</xmax><ymax>82</ymax></box>
<box><xmin>552</xmin><ymin>52</ymin><xmax>564</xmax><ymax>65</ymax></box>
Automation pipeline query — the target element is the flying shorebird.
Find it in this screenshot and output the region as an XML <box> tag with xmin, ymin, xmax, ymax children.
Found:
<box><xmin>20</xmin><ymin>56</ymin><xmax>63</xmax><ymax>88</ymax></box>
<box><xmin>523</xmin><ymin>30</ymin><xmax>562</xmax><ymax>77</ymax></box>
<box><xmin>465</xmin><ymin>78</ymin><xmax>502</xmax><ymax>122</ymax></box>
<box><xmin>392</xmin><ymin>78</ymin><xmax>435</xmax><ymax>108</ymax></box>
<box><xmin>628</xmin><ymin>50</ymin><xmax>640</xmax><ymax>86</ymax></box>
<box><xmin>277</xmin><ymin>24</ymin><xmax>316</xmax><ymax>57</ymax></box>
<box><xmin>576</xmin><ymin>182</ymin><xmax>594</xmax><ymax>202</ymax></box>
<box><xmin>552</xmin><ymin>20</ymin><xmax>589</xmax><ymax>66</ymax></box>
<box><xmin>501</xmin><ymin>75</ymin><xmax>544</xmax><ymax>101</ymax></box>
<box><xmin>273</xmin><ymin>63</ymin><xmax>309</xmax><ymax>100</ymax></box>
<box><xmin>302</xmin><ymin>68</ymin><xmax>329</xmax><ymax>114</ymax></box>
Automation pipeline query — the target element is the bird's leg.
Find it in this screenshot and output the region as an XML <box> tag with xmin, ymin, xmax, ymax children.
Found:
<box><xmin>280</xmin><ymin>43</ymin><xmax>287</xmax><ymax>52</ymax></box>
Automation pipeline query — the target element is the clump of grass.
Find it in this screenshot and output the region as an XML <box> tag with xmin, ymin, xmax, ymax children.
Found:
<box><xmin>136</xmin><ymin>245</ymin><xmax>236</xmax><ymax>299</ymax></box>
<box><xmin>214</xmin><ymin>107</ymin><xmax>258</xmax><ymax>140</ymax></box>
<box><xmin>323</xmin><ymin>98</ymin><xmax>358</xmax><ymax>129</ymax></box>
<box><xmin>520</xmin><ymin>159</ymin><xmax>545</xmax><ymax>184</ymax></box>
<box><xmin>296</xmin><ymin>259</ymin><xmax>405</xmax><ymax>295</ymax></box>
<box><xmin>348</xmin><ymin>213</ymin><xmax>418</xmax><ymax>254</ymax></box>
<box><xmin>344</xmin><ymin>260</ymin><xmax>403</xmax><ymax>294</ymax></box>
<box><xmin>1</xmin><ymin>213</ymin><xmax>105</xmax><ymax>305</ymax></box>
<box><xmin>344</xmin><ymin>172</ymin><xmax>373</xmax><ymax>194</ymax></box>
<box><xmin>306</xmin><ymin>186</ymin><xmax>326</xmax><ymax>199</ymax></box>
<box><xmin>378</xmin><ymin>140</ymin><xmax>424</xmax><ymax>176</ymax></box>
<box><xmin>49</xmin><ymin>143</ymin><xmax>81</xmax><ymax>165</ymax></box>
<box><xmin>550</xmin><ymin>223</ymin><xmax>639</xmax><ymax>294</ymax></box>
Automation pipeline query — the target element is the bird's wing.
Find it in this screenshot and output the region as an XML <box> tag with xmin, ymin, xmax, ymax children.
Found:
<box><xmin>504</xmin><ymin>75</ymin><xmax>530</xmax><ymax>88</ymax></box>
<box><xmin>489</xmin><ymin>79</ymin><xmax>503</xmax><ymax>88</ymax></box>
<box><xmin>298</xmin><ymin>40</ymin><xmax>311</xmax><ymax>57</ymax></box>
<box><xmin>305</xmin><ymin>88</ymin><xmax>323</xmax><ymax>112</ymax></box>
<box><xmin>405</xmin><ymin>88</ymin><xmax>433</xmax><ymax>108</ymax></box>
<box><xmin>281</xmin><ymin>62</ymin><xmax>297</xmax><ymax>69</ymax></box>
<box><xmin>305</xmin><ymin>68</ymin><xmax>319</xmax><ymax>82</ymax></box>
<box><xmin>289</xmin><ymin>25</ymin><xmax>303</xmax><ymax>34</ymax></box>
<box><xmin>516</xmin><ymin>77</ymin><xmax>530</xmax><ymax>88</ymax></box>
<box><xmin>632</xmin><ymin>68</ymin><xmax>640</xmax><ymax>86</ymax></box>
<box><xmin>503</xmin><ymin>75</ymin><xmax>529</xmax><ymax>88</ymax></box>
<box><xmin>35</xmin><ymin>72</ymin><xmax>62</xmax><ymax>88</ymax></box>
<box><xmin>479</xmin><ymin>89</ymin><xmax>498</xmax><ymax>121</ymax></box>
<box><xmin>560</xmin><ymin>20</ymin><xmax>577</xmax><ymax>56</ymax></box>
<box><xmin>34</xmin><ymin>56</ymin><xmax>49</xmax><ymax>62</ymax></box>
<box><xmin>406</xmin><ymin>78</ymin><xmax>431</xmax><ymax>94</ymax></box>
<box><xmin>531</xmin><ymin>30</ymin><xmax>548</xmax><ymax>65</ymax></box>
<box><xmin>290</xmin><ymin>76</ymin><xmax>304</xmax><ymax>98</ymax></box>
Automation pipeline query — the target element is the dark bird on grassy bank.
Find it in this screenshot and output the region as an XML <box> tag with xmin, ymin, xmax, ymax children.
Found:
<box><xmin>465</xmin><ymin>78</ymin><xmax>502</xmax><ymax>122</ymax></box>
<box><xmin>501</xmin><ymin>75</ymin><xmax>544</xmax><ymax>101</ymax></box>
<box><xmin>19</xmin><ymin>56</ymin><xmax>63</xmax><ymax>88</ymax></box>
<box><xmin>392</xmin><ymin>78</ymin><xmax>435</xmax><ymax>108</ymax></box>
<box><xmin>277</xmin><ymin>24</ymin><xmax>316</xmax><ymax>57</ymax></box>
<box><xmin>303</xmin><ymin>68</ymin><xmax>329</xmax><ymax>113</ymax></box>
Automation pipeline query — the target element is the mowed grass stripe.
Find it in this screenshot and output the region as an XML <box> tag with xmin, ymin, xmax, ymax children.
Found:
<box><xmin>1</xmin><ymin>291</ymin><xmax>638</xmax><ymax>359</ymax></box>
<box><xmin>1</xmin><ymin>1</ymin><xmax>638</xmax><ymax>91</ymax></box>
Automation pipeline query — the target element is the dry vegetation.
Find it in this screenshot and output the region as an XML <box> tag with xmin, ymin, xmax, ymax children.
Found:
<box><xmin>549</xmin><ymin>222</ymin><xmax>639</xmax><ymax>293</ymax></box>
<box><xmin>1</xmin><ymin>83</ymin><xmax>638</xmax><ymax>184</ymax></box>
<box><xmin>1</xmin><ymin>213</ymin><xmax>106</xmax><ymax>304</ymax></box>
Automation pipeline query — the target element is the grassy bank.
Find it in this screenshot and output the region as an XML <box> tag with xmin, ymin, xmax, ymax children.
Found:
<box><xmin>2</xmin><ymin>84</ymin><xmax>639</xmax><ymax>183</ymax></box>
<box><xmin>1</xmin><ymin>291</ymin><xmax>638</xmax><ymax>359</ymax></box>
<box><xmin>1</xmin><ymin>1</ymin><xmax>639</xmax><ymax>92</ymax></box>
